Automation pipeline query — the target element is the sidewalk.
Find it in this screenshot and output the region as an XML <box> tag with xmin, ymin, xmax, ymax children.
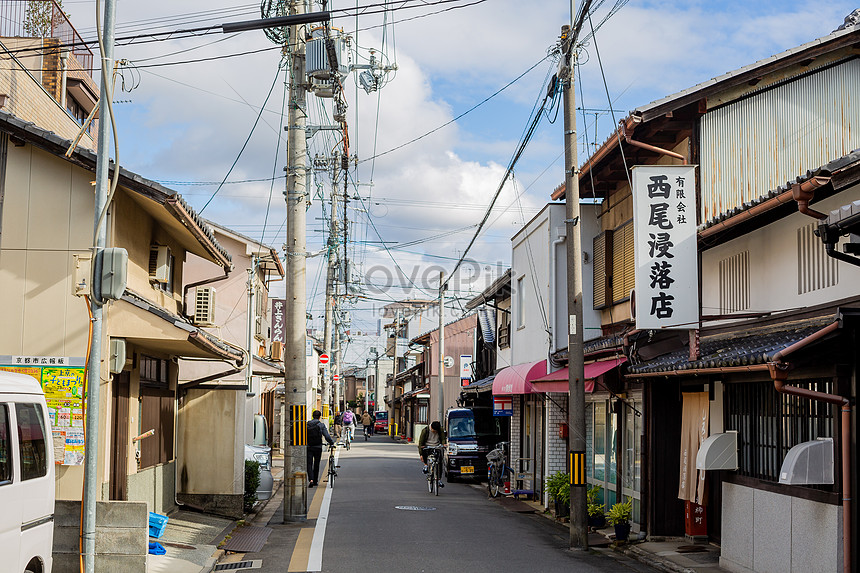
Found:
<box><xmin>146</xmin><ymin>453</ymin><xmax>286</xmax><ymax>573</ymax></box>
<box><xmin>509</xmin><ymin>496</ymin><xmax>725</xmax><ymax>573</ymax></box>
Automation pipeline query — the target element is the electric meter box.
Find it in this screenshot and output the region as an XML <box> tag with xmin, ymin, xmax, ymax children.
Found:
<box><xmin>98</xmin><ymin>247</ymin><xmax>128</xmax><ymax>301</ymax></box>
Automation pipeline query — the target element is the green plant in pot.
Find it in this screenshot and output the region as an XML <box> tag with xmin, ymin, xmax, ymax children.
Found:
<box><xmin>586</xmin><ymin>485</ymin><xmax>606</xmax><ymax>528</ymax></box>
<box><xmin>546</xmin><ymin>472</ymin><xmax>570</xmax><ymax>519</ymax></box>
<box><xmin>607</xmin><ymin>497</ymin><xmax>633</xmax><ymax>542</ymax></box>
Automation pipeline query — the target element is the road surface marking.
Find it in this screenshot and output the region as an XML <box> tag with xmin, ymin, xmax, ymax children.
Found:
<box><xmin>287</xmin><ymin>528</ymin><xmax>313</xmax><ymax>572</ymax></box>
<box><xmin>306</xmin><ymin>448</ymin><xmax>338</xmax><ymax>572</ymax></box>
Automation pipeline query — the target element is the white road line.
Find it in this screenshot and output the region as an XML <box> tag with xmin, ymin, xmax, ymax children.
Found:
<box><xmin>307</xmin><ymin>448</ymin><xmax>338</xmax><ymax>572</ymax></box>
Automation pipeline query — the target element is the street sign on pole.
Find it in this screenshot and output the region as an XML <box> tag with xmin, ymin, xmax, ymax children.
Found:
<box><xmin>333</xmin><ymin>374</ymin><xmax>340</xmax><ymax>382</ymax></box>
<box><xmin>320</xmin><ymin>354</ymin><xmax>330</xmax><ymax>365</ymax></box>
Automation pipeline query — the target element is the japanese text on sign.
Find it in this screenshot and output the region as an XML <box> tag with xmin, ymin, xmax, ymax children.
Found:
<box><xmin>271</xmin><ymin>299</ymin><xmax>286</xmax><ymax>343</ymax></box>
<box><xmin>632</xmin><ymin>165</ymin><xmax>699</xmax><ymax>330</ymax></box>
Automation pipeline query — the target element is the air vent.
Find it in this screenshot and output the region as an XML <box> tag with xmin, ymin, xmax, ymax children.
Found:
<box><xmin>797</xmin><ymin>223</ymin><xmax>837</xmax><ymax>294</ymax></box>
<box><xmin>719</xmin><ymin>251</ymin><xmax>750</xmax><ymax>313</ymax></box>
<box><xmin>148</xmin><ymin>245</ymin><xmax>171</xmax><ymax>283</ymax></box>
<box><xmin>270</xmin><ymin>341</ymin><xmax>283</xmax><ymax>361</ymax></box>
<box><xmin>193</xmin><ymin>287</ymin><xmax>216</xmax><ymax>326</ymax></box>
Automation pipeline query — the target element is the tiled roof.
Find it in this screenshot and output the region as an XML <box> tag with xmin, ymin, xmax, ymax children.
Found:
<box><xmin>627</xmin><ymin>316</ymin><xmax>836</xmax><ymax>374</ymax></box>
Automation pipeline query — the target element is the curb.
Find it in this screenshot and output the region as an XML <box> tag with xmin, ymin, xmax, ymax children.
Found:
<box><xmin>616</xmin><ymin>544</ymin><xmax>696</xmax><ymax>573</ymax></box>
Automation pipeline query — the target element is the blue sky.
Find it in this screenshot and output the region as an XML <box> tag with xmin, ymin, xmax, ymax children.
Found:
<box><xmin>60</xmin><ymin>0</ymin><xmax>858</xmax><ymax>364</ymax></box>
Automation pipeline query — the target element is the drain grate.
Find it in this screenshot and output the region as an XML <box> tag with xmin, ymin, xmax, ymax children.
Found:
<box><xmin>214</xmin><ymin>560</ymin><xmax>262</xmax><ymax>571</ymax></box>
<box><xmin>394</xmin><ymin>506</ymin><xmax>436</xmax><ymax>511</ymax></box>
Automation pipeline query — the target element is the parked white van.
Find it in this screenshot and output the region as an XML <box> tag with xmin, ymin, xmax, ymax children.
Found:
<box><xmin>0</xmin><ymin>371</ymin><xmax>54</xmax><ymax>573</ymax></box>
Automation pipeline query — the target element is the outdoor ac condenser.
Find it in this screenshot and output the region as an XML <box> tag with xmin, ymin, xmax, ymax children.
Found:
<box><xmin>193</xmin><ymin>287</ymin><xmax>216</xmax><ymax>326</ymax></box>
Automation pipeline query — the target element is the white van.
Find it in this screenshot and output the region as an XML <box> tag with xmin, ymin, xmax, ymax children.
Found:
<box><xmin>0</xmin><ymin>371</ymin><xmax>55</xmax><ymax>573</ymax></box>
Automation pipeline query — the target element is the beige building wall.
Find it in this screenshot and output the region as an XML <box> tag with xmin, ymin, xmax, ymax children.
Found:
<box><xmin>0</xmin><ymin>38</ymin><xmax>96</xmax><ymax>149</ymax></box>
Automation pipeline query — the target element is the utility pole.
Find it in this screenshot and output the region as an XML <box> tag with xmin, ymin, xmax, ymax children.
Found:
<box><xmin>246</xmin><ymin>258</ymin><xmax>256</xmax><ymax>392</ymax></box>
<box><xmin>283</xmin><ymin>0</ymin><xmax>308</xmax><ymax>523</ymax></box>
<box><xmin>436</xmin><ymin>272</ymin><xmax>446</xmax><ymax>422</ymax></box>
<box><xmin>562</xmin><ymin>12</ymin><xmax>589</xmax><ymax>549</ymax></box>
<box><xmin>322</xmin><ymin>157</ymin><xmax>339</xmax><ymax>419</ymax></box>
<box><xmin>83</xmin><ymin>0</ymin><xmax>116</xmax><ymax>569</ymax></box>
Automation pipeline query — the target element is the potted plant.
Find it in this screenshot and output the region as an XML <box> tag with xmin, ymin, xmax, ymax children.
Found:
<box><xmin>586</xmin><ymin>485</ymin><xmax>606</xmax><ymax>529</ymax></box>
<box><xmin>606</xmin><ymin>497</ymin><xmax>633</xmax><ymax>542</ymax></box>
<box><xmin>545</xmin><ymin>472</ymin><xmax>570</xmax><ymax>519</ymax></box>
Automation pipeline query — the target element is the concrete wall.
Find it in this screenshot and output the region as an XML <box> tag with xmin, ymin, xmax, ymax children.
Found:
<box><xmin>176</xmin><ymin>388</ymin><xmax>243</xmax><ymax>517</ymax></box>
<box><xmin>53</xmin><ymin>500</ymin><xmax>147</xmax><ymax>573</ymax></box>
<box><xmin>720</xmin><ymin>482</ymin><xmax>842</xmax><ymax>573</ymax></box>
<box><xmin>126</xmin><ymin>461</ymin><xmax>177</xmax><ymax>516</ymax></box>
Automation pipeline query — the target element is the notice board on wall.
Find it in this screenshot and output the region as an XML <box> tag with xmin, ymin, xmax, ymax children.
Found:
<box><xmin>1</xmin><ymin>356</ymin><xmax>87</xmax><ymax>465</ymax></box>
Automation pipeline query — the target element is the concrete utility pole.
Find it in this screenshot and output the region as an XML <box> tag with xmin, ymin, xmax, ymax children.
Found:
<box><xmin>246</xmin><ymin>258</ymin><xmax>256</xmax><ymax>391</ymax></box>
<box><xmin>562</xmin><ymin>15</ymin><xmax>589</xmax><ymax>549</ymax></box>
<box><xmin>436</xmin><ymin>272</ymin><xmax>446</xmax><ymax>423</ymax></box>
<box><xmin>283</xmin><ymin>0</ymin><xmax>309</xmax><ymax>523</ymax></box>
<box><xmin>322</xmin><ymin>157</ymin><xmax>339</xmax><ymax>418</ymax></box>
<box><xmin>83</xmin><ymin>0</ymin><xmax>116</xmax><ymax>569</ymax></box>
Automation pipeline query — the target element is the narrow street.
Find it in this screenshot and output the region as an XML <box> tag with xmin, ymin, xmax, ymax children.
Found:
<box><xmin>230</xmin><ymin>434</ymin><xmax>656</xmax><ymax>573</ymax></box>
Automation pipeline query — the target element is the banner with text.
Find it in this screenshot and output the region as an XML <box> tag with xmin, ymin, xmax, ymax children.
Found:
<box><xmin>271</xmin><ymin>299</ymin><xmax>286</xmax><ymax>343</ymax></box>
<box><xmin>632</xmin><ymin>165</ymin><xmax>699</xmax><ymax>330</ymax></box>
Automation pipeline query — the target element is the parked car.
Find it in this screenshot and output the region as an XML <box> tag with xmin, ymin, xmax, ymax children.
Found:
<box><xmin>0</xmin><ymin>370</ymin><xmax>54</xmax><ymax>573</ymax></box>
<box><xmin>244</xmin><ymin>444</ymin><xmax>273</xmax><ymax>501</ymax></box>
<box><xmin>374</xmin><ymin>411</ymin><xmax>389</xmax><ymax>434</ymax></box>
<box><xmin>444</xmin><ymin>407</ymin><xmax>504</xmax><ymax>482</ymax></box>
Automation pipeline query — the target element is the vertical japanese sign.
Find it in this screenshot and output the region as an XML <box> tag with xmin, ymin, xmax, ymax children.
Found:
<box><xmin>271</xmin><ymin>298</ymin><xmax>286</xmax><ymax>343</ymax></box>
<box><xmin>459</xmin><ymin>355</ymin><xmax>472</xmax><ymax>388</ymax></box>
<box><xmin>632</xmin><ymin>165</ymin><xmax>699</xmax><ymax>330</ymax></box>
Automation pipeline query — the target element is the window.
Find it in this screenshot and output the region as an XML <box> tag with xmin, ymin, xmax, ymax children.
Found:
<box><xmin>724</xmin><ymin>380</ymin><xmax>835</xmax><ymax>486</ymax></box>
<box><xmin>498</xmin><ymin>308</ymin><xmax>510</xmax><ymax>349</ymax></box>
<box><xmin>611</xmin><ymin>221</ymin><xmax>635</xmax><ymax>304</ymax></box>
<box><xmin>593</xmin><ymin>231</ymin><xmax>613</xmax><ymax>309</ymax></box>
<box><xmin>0</xmin><ymin>405</ymin><xmax>11</xmax><ymax>485</ymax></box>
<box><xmin>416</xmin><ymin>400</ymin><xmax>428</xmax><ymax>425</ymax></box>
<box><xmin>16</xmin><ymin>403</ymin><xmax>48</xmax><ymax>481</ymax></box>
<box><xmin>516</xmin><ymin>276</ymin><xmax>525</xmax><ymax>329</ymax></box>
<box><xmin>140</xmin><ymin>356</ymin><xmax>169</xmax><ymax>387</ymax></box>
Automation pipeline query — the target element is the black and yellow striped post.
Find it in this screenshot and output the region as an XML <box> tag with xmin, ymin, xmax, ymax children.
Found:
<box><xmin>291</xmin><ymin>405</ymin><xmax>307</xmax><ymax>446</ymax></box>
<box><xmin>569</xmin><ymin>451</ymin><xmax>586</xmax><ymax>487</ymax></box>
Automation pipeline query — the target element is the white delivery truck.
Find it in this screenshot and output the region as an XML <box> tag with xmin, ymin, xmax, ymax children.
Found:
<box><xmin>0</xmin><ymin>370</ymin><xmax>55</xmax><ymax>573</ymax></box>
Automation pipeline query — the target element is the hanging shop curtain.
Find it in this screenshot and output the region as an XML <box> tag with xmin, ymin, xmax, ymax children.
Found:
<box><xmin>678</xmin><ymin>392</ymin><xmax>709</xmax><ymax>504</ymax></box>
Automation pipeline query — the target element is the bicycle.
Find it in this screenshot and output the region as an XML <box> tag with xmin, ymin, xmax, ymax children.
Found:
<box><xmin>486</xmin><ymin>441</ymin><xmax>513</xmax><ymax>498</ymax></box>
<box><xmin>326</xmin><ymin>444</ymin><xmax>339</xmax><ymax>488</ymax></box>
<box><xmin>363</xmin><ymin>424</ymin><xmax>371</xmax><ymax>441</ymax></box>
<box><xmin>342</xmin><ymin>424</ymin><xmax>352</xmax><ymax>451</ymax></box>
<box><xmin>424</xmin><ymin>445</ymin><xmax>445</xmax><ymax>496</ymax></box>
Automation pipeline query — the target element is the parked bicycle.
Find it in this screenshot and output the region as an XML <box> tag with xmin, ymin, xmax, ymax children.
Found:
<box><xmin>486</xmin><ymin>441</ymin><xmax>513</xmax><ymax>498</ymax></box>
<box><xmin>327</xmin><ymin>444</ymin><xmax>339</xmax><ymax>488</ymax></box>
<box><xmin>424</xmin><ymin>444</ymin><xmax>445</xmax><ymax>496</ymax></box>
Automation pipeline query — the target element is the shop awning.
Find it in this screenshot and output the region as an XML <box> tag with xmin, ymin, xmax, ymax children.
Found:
<box><xmin>491</xmin><ymin>360</ymin><xmax>546</xmax><ymax>395</ymax></box>
<box><xmin>530</xmin><ymin>357</ymin><xmax>627</xmax><ymax>393</ymax></box>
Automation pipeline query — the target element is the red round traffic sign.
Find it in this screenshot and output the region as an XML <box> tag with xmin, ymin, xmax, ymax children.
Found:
<box><xmin>319</xmin><ymin>354</ymin><xmax>330</xmax><ymax>364</ymax></box>
<box><xmin>333</xmin><ymin>374</ymin><xmax>340</xmax><ymax>382</ymax></box>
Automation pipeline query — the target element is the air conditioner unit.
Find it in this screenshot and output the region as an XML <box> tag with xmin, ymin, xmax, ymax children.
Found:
<box><xmin>271</xmin><ymin>340</ymin><xmax>283</xmax><ymax>361</ymax></box>
<box><xmin>193</xmin><ymin>286</ymin><xmax>216</xmax><ymax>326</ymax></box>
<box><xmin>148</xmin><ymin>245</ymin><xmax>171</xmax><ymax>283</ymax></box>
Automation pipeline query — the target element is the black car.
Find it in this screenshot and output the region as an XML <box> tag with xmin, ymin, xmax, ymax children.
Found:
<box><xmin>444</xmin><ymin>407</ymin><xmax>505</xmax><ymax>482</ymax></box>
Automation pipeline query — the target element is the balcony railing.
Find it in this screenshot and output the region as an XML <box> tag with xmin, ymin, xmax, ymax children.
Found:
<box><xmin>0</xmin><ymin>0</ymin><xmax>93</xmax><ymax>75</ymax></box>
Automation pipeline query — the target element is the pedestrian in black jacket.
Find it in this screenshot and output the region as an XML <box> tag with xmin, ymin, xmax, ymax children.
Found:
<box><xmin>307</xmin><ymin>410</ymin><xmax>334</xmax><ymax>487</ymax></box>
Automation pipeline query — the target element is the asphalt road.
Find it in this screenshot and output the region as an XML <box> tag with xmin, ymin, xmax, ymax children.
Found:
<box><xmin>235</xmin><ymin>432</ymin><xmax>655</xmax><ymax>572</ymax></box>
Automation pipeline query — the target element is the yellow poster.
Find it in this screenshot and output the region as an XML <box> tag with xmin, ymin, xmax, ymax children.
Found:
<box><xmin>1</xmin><ymin>363</ymin><xmax>86</xmax><ymax>466</ymax></box>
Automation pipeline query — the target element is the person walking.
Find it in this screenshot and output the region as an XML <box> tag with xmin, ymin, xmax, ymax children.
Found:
<box><xmin>307</xmin><ymin>410</ymin><xmax>334</xmax><ymax>487</ymax></box>
<box><xmin>333</xmin><ymin>411</ymin><xmax>343</xmax><ymax>441</ymax></box>
<box><xmin>361</xmin><ymin>410</ymin><xmax>373</xmax><ymax>436</ymax></box>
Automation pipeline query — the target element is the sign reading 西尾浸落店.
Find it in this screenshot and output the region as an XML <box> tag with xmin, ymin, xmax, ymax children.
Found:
<box><xmin>632</xmin><ymin>165</ymin><xmax>699</xmax><ymax>330</ymax></box>
<box><xmin>1</xmin><ymin>356</ymin><xmax>87</xmax><ymax>465</ymax></box>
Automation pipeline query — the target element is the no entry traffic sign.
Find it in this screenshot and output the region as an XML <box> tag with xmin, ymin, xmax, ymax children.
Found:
<box><xmin>319</xmin><ymin>353</ymin><xmax>330</xmax><ymax>364</ymax></box>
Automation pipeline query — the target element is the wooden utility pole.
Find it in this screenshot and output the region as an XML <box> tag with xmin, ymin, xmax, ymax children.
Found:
<box><xmin>562</xmin><ymin>16</ymin><xmax>589</xmax><ymax>548</ymax></box>
<box><xmin>283</xmin><ymin>0</ymin><xmax>308</xmax><ymax>523</ymax></box>
<box><xmin>436</xmin><ymin>272</ymin><xmax>446</xmax><ymax>422</ymax></box>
